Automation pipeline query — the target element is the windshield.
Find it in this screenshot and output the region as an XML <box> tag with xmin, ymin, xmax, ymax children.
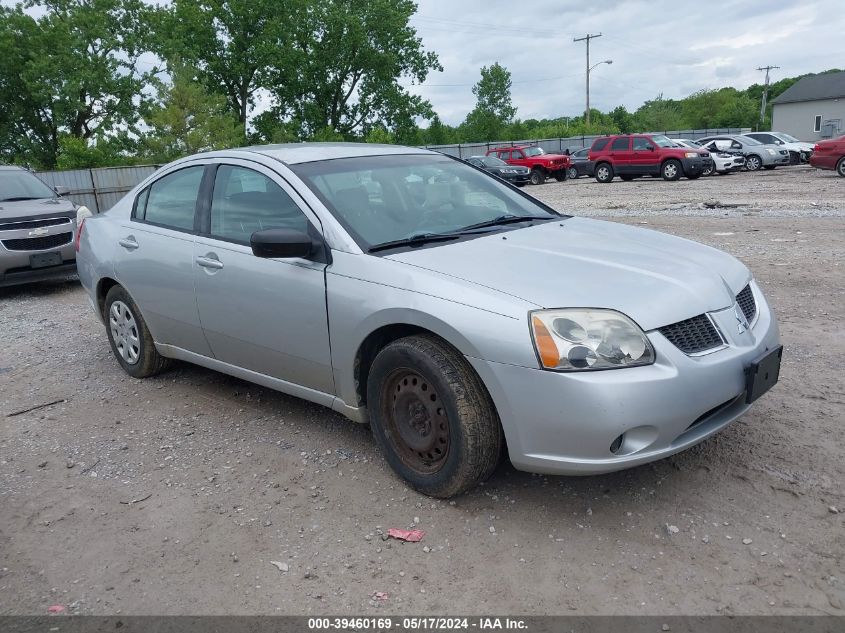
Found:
<box><xmin>650</xmin><ymin>135</ymin><xmax>675</xmax><ymax>148</ymax></box>
<box><xmin>778</xmin><ymin>133</ymin><xmax>800</xmax><ymax>142</ymax></box>
<box><xmin>292</xmin><ymin>154</ymin><xmax>559</xmax><ymax>250</ymax></box>
<box><xmin>0</xmin><ymin>169</ymin><xmax>57</xmax><ymax>201</ymax></box>
<box><xmin>738</xmin><ymin>135</ymin><xmax>763</xmax><ymax>145</ymax></box>
<box><xmin>523</xmin><ymin>147</ymin><xmax>545</xmax><ymax>157</ymax></box>
<box><xmin>482</xmin><ymin>156</ymin><xmax>507</xmax><ymax>167</ymax></box>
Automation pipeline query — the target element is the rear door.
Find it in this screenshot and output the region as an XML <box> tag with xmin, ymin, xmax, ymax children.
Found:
<box><xmin>115</xmin><ymin>162</ymin><xmax>212</xmax><ymax>355</ymax></box>
<box><xmin>192</xmin><ymin>160</ymin><xmax>334</xmax><ymax>394</ymax></box>
<box><xmin>608</xmin><ymin>136</ymin><xmax>633</xmax><ymax>173</ymax></box>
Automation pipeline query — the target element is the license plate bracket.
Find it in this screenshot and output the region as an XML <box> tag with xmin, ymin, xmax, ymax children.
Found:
<box><xmin>29</xmin><ymin>252</ymin><xmax>63</xmax><ymax>269</ymax></box>
<box><xmin>745</xmin><ymin>345</ymin><xmax>783</xmax><ymax>404</ymax></box>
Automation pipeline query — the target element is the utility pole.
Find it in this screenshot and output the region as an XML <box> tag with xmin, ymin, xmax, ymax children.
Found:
<box><xmin>574</xmin><ymin>33</ymin><xmax>602</xmax><ymax>125</ymax></box>
<box><xmin>757</xmin><ymin>65</ymin><xmax>780</xmax><ymax>131</ymax></box>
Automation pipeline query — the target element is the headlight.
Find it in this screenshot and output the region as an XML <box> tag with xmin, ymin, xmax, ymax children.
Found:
<box><xmin>684</xmin><ymin>152</ymin><xmax>699</xmax><ymax>158</ymax></box>
<box><xmin>76</xmin><ymin>205</ymin><xmax>92</xmax><ymax>224</ymax></box>
<box><xmin>766</xmin><ymin>149</ymin><xmax>776</xmax><ymax>156</ymax></box>
<box><xmin>530</xmin><ymin>309</ymin><xmax>655</xmax><ymax>371</ymax></box>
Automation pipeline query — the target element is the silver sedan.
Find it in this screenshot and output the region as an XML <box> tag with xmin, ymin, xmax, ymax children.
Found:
<box><xmin>76</xmin><ymin>143</ymin><xmax>782</xmax><ymax>497</ymax></box>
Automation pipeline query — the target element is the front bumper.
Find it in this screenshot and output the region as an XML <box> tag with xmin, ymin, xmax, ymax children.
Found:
<box><xmin>0</xmin><ymin>220</ymin><xmax>78</xmax><ymax>287</ymax></box>
<box><xmin>468</xmin><ymin>281</ymin><xmax>780</xmax><ymax>475</ymax></box>
<box><xmin>501</xmin><ymin>171</ymin><xmax>531</xmax><ymax>185</ymax></box>
<box><xmin>680</xmin><ymin>157</ymin><xmax>706</xmax><ymax>175</ymax></box>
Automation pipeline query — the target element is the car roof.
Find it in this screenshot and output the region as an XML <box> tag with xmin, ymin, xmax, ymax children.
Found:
<box><xmin>0</xmin><ymin>165</ymin><xmax>27</xmax><ymax>171</ymax></box>
<box><xmin>489</xmin><ymin>145</ymin><xmax>534</xmax><ymax>150</ymax></box>
<box><xmin>201</xmin><ymin>142</ymin><xmax>435</xmax><ymax>165</ymax></box>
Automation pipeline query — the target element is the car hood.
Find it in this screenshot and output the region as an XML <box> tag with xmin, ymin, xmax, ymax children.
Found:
<box><xmin>0</xmin><ymin>197</ymin><xmax>76</xmax><ymax>222</ymax></box>
<box><xmin>536</xmin><ymin>153</ymin><xmax>569</xmax><ymax>161</ymax></box>
<box><xmin>385</xmin><ymin>217</ymin><xmax>749</xmax><ymax>331</ymax></box>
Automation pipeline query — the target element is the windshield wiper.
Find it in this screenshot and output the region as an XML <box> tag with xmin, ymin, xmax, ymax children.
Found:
<box><xmin>457</xmin><ymin>214</ymin><xmax>556</xmax><ymax>232</ymax></box>
<box><xmin>0</xmin><ymin>196</ymin><xmax>44</xmax><ymax>202</ymax></box>
<box><xmin>368</xmin><ymin>232</ymin><xmax>461</xmax><ymax>253</ymax></box>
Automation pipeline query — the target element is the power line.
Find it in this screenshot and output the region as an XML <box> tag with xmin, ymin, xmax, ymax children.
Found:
<box><xmin>756</xmin><ymin>64</ymin><xmax>780</xmax><ymax>131</ymax></box>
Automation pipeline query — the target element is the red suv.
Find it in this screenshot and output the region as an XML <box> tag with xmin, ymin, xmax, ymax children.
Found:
<box><xmin>809</xmin><ymin>135</ymin><xmax>845</xmax><ymax>177</ymax></box>
<box><xmin>486</xmin><ymin>145</ymin><xmax>571</xmax><ymax>185</ymax></box>
<box><xmin>588</xmin><ymin>134</ymin><xmax>712</xmax><ymax>183</ymax></box>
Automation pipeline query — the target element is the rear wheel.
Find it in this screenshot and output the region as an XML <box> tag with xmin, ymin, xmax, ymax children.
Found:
<box><xmin>745</xmin><ymin>154</ymin><xmax>762</xmax><ymax>171</ymax></box>
<box><xmin>104</xmin><ymin>285</ymin><xmax>171</xmax><ymax>378</ymax></box>
<box><xmin>554</xmin><ymin>170</ymin><xmax>567</xmax><ymax>182</ymax></box>
<box><xmin>567</xmin><ymin>166</ymin><xmax>578</xmax><ymax>180</ymax></box>
<box><xmin>837</xmin><ymin>157</ymin><xmax>845</xmax><ymax>177</ymax></box>
<box><xmin>595</xmin><ymin>162</ymin><xmax>614</xmax><ymax>183</ymax></box>
<box><xmin>661</xmin><ymin>159</ymin><xmax>682</xmax><ymax>181</ymax></box>
<box><xmin>530</xmin><ymin>167</ymin><xmax>546</xmax><ymax>185</ymax></box>
<box><xmin>366</xmin><ymin>335</ymin><xmax>503</xmax><ymax>498</ymax></box>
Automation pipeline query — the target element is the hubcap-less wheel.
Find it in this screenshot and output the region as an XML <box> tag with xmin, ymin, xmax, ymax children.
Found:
<box><xmin>382</xmin><ymin>369</ymin><xmax>450</xmax><ymax>475</ymax></box>
<box><xmin>109</xmin><ymin>300</ymin><xmax>140</xmax><ymax>365</ymax></box>
<box><xmin>746</xmin><ymin>155</ymin><xmax>761</xmax><ymax>171</ymax></box>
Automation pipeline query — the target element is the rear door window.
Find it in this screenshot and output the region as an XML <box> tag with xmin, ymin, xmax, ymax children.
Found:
<box><xmin>611</xmin><ymin>137</ymin><xmax>630</xmax><ymax>151</ymax></box>
<box><xmin>139</xmin><ymin>166</ymin><xmax>204</xmax><ymax>231</ymax></box>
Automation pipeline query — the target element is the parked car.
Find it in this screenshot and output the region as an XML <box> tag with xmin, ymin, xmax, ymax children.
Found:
<box><xmin>485</xmin><ymin>145</ymin><xmax>571</xmax><ymax>185</ymax></box>
<box><xmin>465</xmin><ymin>155</ymin><xmax>530</xmax><ymax>186</ymax></box>
<box><xmin>808</xmin><ymin>135</ymin><xmax>845</xmax><ymax>176</ymax></box>
<box><xmin>696</xmin><ymin>135</ymin><xmax>790</xmax><ymax>171</ymax></box>
<box><xmin>744</xmin><ymin>132</ymin><xmax>814</xmax><ymax>164</ymax></box>
<box><xmin>77</xmin><ymin>143</ymin><xmax>781</xmax><ymax>497</ymax></box>
<box><xmin>588</xmin><ymin>134</ymin><xmax>713</xmax><ymax>182</ymax></box>
<box><xmin>565</xmin><ymin>147</ymin><xmax>594</xmax><ymax>179</ymax></box>
<box><xmin>0</xmin><ymin>165</ymin><xmax>91</xmax><ymax>288</ymax></box>
<box><xmin>671</xmin><ymin>139</ymin><xmax>745</xmax><ymax>175</ymax></box>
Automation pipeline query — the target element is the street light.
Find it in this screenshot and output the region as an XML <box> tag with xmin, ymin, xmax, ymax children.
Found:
<box><xmin>586</xmin><ymin>59</ymin><xmax>612</xmax><ymax>126</ymax></box>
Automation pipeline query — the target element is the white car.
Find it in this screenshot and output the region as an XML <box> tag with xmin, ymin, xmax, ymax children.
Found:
<box><xmin>672</xmin><ymin>139</ymin><xmax>744</xmax><ymax>175</ymax></box>
<box><xmin>744</xmin><ymin>132</ymin><xmax>814</xmax><ymax>164</ymax></box>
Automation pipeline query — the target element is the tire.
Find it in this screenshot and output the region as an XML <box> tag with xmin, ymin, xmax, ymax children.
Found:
<box><xmin>620</xmin><ymin>175</ymin><xmax>634</xmax><ymax>181</ymax></box>
<box><xmin>763</xmin><ymin>165</ymin><xmax>776</xmax><ymax>170</ymax></box>
<box><xmin>554</xmin><ymin>171</ymin><xmax>567</xmax><ymax>182</ymax></box>
<box><xmin>104</xmin><ymin>285</ymin><xmax>171</xmax><ymax>378</ymax></box>
<box><xmin>595</xmin><ymin>162</ymin><xmax>614</xmax><ymax>183</ymax></box>
<box><xmin>530</xmin><ymin>167</ymin><xmax>545</xmax><ymax>185</ymax></box>
<box><xmin>745</xmin><ymin>154</ymin><xmax>762</xmax><ymax>171</ymax></box>
<box><xmin>567</xmin><ymin>166</ymin><xmax>578</xmax><ymax>180</ymax></box>
<box><xmin>837</xmin><ymin>157</ymin><xmax>845</xmax><ymax>177</ymax></box>
<box><xmin>701</xmin><ymin>162</ymin><xmax>714</xmax><ymax>177</ymax></box>
<box><xmin>661</xmin><ymin>159</ymin><xmax>682</xmax><ymax>181</ymax></box>
<box><xmin>366</xmin><ymin>334</ymin><xmax>503</xmax><ymax>498</ymax></box>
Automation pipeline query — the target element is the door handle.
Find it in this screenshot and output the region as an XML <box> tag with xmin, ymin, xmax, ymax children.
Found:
<box><xmin>118</xmin><ymin>236</ymin><xmax>138</xmax><ymax>250</ymax></box>
<box><xmin>196</xmin><ymin>255</ymin><xmax>224</xmax><ymax>270</ymax></box>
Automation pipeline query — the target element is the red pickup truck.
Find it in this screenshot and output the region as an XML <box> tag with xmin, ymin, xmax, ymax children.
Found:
<box><xmin>486</xmin><ymin>145</ymin><xmax>571</xmax><ymax>185</ymax></box>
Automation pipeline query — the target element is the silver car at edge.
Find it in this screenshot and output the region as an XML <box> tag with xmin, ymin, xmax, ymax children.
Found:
<box><xmin>76</xmin><ymin>143</ymin><xmax>782</xmax><ymax>497</ymax></box>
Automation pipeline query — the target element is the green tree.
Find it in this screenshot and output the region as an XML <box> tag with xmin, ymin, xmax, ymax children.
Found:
<box><xmin>462</xmin><ymin>62</ymin><xmax>516</xmax><ymax>141</ymax></box>
<box><xmin>141</xmin><ymin>64</ymin><xmax>244</xmax><ymax>163</ymax></box>
<box><xmin>633</xmin><ymin>95</ymin><xmax>686</xmax><ymax>132</ymax></box>
<box><xmin>0</xmin><ymin>0</ymin><xmax>153</xmax><ymax>168</ymax></box>
<box><xmin>151</xmin><ymin>0</ymin><xmax>300</xmax><ymax>129</ymax></box>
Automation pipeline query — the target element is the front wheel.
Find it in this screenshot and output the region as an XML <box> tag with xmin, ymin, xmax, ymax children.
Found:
<box><xmin>595</xmin><ymin>163</ymin><xmax>614</xmax><ymax>183</ymax></box>
<box><xmin>530</xmin><ymin>168</ymin><xmax>546</xmax><ymax>185</ymax></box>
<box><xmin>745</xmin><ymin>155</ymin><xmax>762</xmax><ymax>171</ymax></box>
<box><xmin>837</xmin><ymin>157</ymin><xmax>845</xmax><ymax>177</ymax></box>
<box><xmin>104</xmin><ymin>285</ymin><xmax>171</xmax><ymax>378</ymax></box>
<box><xmin>661</xmin><ymin>159</ymin><xmax>682</xmax><ymax>181</ymax></box>
<box><xmin>567</xmin><ymin>166</ymin><xmax>578</xmax><ymax>180</ymax></box>
<box><xmin>701</xmin><ymin>162</ymin><xmax>714</xmax><ymax>177</ymax></box>
<box><xmin>366</xmin><ymin>335</ymin><xmax>503</xmax><ymax>498</ymax></box>
<box><xmin>554</xmin><ymin>171</ymin><xmax>567</xmax><ymax>182</ymax></box>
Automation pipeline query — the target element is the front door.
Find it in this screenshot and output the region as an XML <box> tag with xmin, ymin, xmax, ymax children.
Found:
<box><xmin>192</xmin><ymin>161</ymin><xmax>334</xmax><ymax>394</ymax></box>
<box><xmin>114</xmin><ymin>163</ymin><xmax>212</xmax><ymax>356</ymax></box>
<box><xmin>631</xmin><ymin>136</ymin><xmax>660</xmax><ymax>174</ymax></box>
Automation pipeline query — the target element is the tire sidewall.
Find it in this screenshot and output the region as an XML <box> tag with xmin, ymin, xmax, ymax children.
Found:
<box><xmin>662</xmin><ymin>160</ymin><xmax>681</xmax><ymax>181</ymax></box>
<box><xmin>567</xmin><ymin>166</ymin><xmax>578</xmax><ymax>180</ymax></box>
<box><xmin>595</xmin><ymin>163</ymin><xmax>613</xmax><ymax>183</ymax></box>
<box><xmin>530</xmin><ymin>168</ymin><xmax>545</xmax><ymax>185</ymax></box>
<box><xmin>746</xmin><ymin>155</ymin><xmax>762</xmax><ymax>171</ymax></box>
<box><xmin>367</xmin><ymin>343</ymin><xmax>470</xmax><ymax>495</ymax></box>
<box><xmin>837</xmin><ymin>157</ymin><xmax>845</xmax><ymax>177</ymax></box>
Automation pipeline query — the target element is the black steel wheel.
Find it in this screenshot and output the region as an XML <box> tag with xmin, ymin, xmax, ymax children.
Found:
<box><xmin>366</xmin><ymin>335</ymin><xmax>503</xmax><ymax>497</ymax></box>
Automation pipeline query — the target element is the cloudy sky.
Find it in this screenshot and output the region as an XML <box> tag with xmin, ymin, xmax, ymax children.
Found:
<box><xmin>402</xmin><ymin>0</ymin><xmax>842</xmax><ymax>124</ymax></box>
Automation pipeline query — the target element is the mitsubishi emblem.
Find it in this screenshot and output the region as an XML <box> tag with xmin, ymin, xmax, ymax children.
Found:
<box><xmin>734</xmin><ymin>304</ymin><xmax>749</xmax><ymax>334</ymax></box>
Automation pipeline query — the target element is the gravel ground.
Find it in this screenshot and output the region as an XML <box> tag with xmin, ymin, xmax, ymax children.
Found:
<box><xmin>0</xmin><ymin>166</ymin><xmax>843</xmax><ymax>616</ymax></box>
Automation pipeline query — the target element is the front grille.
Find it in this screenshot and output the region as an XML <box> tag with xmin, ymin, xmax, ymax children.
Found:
<box><xmin>2</xmin><ymin>232</ymin><xmax>73</xmax><ymax>251</ymax></box>
<box><xmin>659</xmin><ymin>314</ymin><xmax>724</xmax><ymax>354</ymax></box>
<box><xmin>0</xmin><ymin>217</ymin><xmax>71</xmax><ymax>232</ymax></box>
<box><xmin>736</xmin><ymin>284</ymin><xmax>757</xmax><ymax>322</ymax></box>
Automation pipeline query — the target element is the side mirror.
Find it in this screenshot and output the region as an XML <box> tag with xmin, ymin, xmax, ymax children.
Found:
<box><xmin>54</xmin><ymin>185</ymin><xmax>70</xmax><ymax>196</ymax></box>
<box><xmin>251</xmin><ymin>228</ymin><xmax>318</xmax><ymax>259</ymax></box>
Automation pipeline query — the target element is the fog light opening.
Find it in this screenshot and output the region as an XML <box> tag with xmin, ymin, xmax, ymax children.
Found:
<box><xmin>609</xmin><ymin>433</ymin><xmax>624</xmax><ymax>455</ymax></box>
